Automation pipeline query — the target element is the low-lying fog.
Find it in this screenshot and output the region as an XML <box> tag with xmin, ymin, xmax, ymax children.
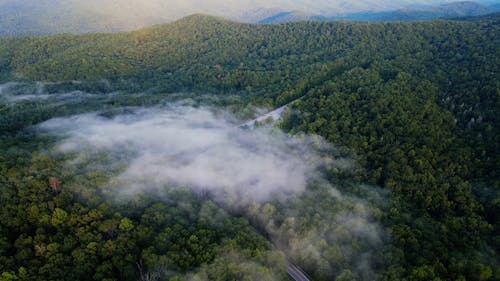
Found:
<box><xmin>0</xmin><ymin>81</ymin><xmax>97</xmax><ymax>102</ymax></box>
<box><xmin>39</xmin><ymin>104</ymin><xmax>329</xmax><ymax>202</ymax></box>
<box><xmin>34</xmin><ymin>98</ymin><xmax>385</xmax><ymax>279</ymax></box>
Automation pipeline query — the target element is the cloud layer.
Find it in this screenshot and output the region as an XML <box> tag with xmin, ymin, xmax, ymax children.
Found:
<box><xmin>39</xmin><ymin>103</ymin><xmax>387</xmax><ymax>279</ymax></box>
<box><xmin>40</xmin><ymin>105</ymin><xmax>328</xmax><ymax>202</ymax></box>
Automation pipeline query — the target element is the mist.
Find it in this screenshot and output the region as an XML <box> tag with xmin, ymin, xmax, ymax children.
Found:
<box><xmin>67</xmin><ymin>0</ymin><xmax>463</xmax><ymax>17</ymax></box>
<box><xmin>39</xmin><ymin>104</ymin><xmax>330</xmax><ymax>202</ymax></box>
<box><xmin>0</xmin><ymin>0</ymin><xmax>465</xmax><ymax>27</ymax></box>
<box><xmin>38</xmin><ymin>102</ymin><xmax>388</xmax><ymax>279</ymax></box>
<box><xmin>0</xmin><ymin>81</ymin><xmax>98</xmax><ymax>103</ymax></box>
<box><xmin>0</xmin><ymin>0</ymin><xmax>480</xmax><ymax>37</ymax></box>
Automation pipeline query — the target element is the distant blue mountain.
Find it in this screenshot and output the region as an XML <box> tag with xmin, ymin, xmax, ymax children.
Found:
<box><xmin>242</xmin><ymin>1</ymin><xmax>499</xmax><ymax>24</ymax></box>
<box><xmin>336</xmin><ymin>1</ymin><xmax>499</xmax><ymax>21</ymax></box>
<box><xmin>258</xmin><ymin>11</ymin><xmax>326</xmax><ymax>24</ymax></box>
<box><xmin>0</xmin><ymin>0</ymin><xmax>498</xmax><ymax>36</ymax></box>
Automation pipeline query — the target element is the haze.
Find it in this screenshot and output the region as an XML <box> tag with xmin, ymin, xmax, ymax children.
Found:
<box><xmin>39</xmin><ymin>104</ymin><xmax>332</xmax><ymax>202</ymax></box>
<box><xmin>0</xmin><ymin>0</ymin><xmax>476</xmax><ymax>22</ymax></box>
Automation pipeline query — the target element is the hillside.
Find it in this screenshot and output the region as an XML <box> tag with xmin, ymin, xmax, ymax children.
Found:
<box><xmin>0</xmin><ymin>14</ymin><xmax>499</xmax><ymax>281</ymax></box>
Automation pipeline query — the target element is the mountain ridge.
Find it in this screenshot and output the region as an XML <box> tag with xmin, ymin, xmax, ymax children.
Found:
<box><xmin>338</xmin><ymin>0</ymin><xmax>499</xmax><ymax>21</ymax></box>
<box><xmin>0</xmin><ymin>0</ymin><xmax>498</xmax><ymax>36</ymax></box>
<box><xmin>0</xmin><ymin>11</ymin><xmax>498</xmax><ymax>281</ymax></box>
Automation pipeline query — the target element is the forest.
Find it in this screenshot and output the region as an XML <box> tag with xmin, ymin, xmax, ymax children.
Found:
<box><xmin>0</xmin><ymin>14</ymin><xmax>499</xmax><ymax>281</ymax></box>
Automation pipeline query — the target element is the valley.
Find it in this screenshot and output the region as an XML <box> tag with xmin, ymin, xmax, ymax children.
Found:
<box><xmin>0</xmin><ymin>12</ymin><xmax>498</xmax><ymax>281</ymax></box>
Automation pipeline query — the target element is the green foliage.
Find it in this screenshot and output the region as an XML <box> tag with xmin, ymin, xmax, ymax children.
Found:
<box><xmin>0</xmin><ymin>14</ymin><xmax>498</xmax><ymax>281</ymax></box>
<box><xmin>0</xmin><ymin>93</ymin><xmax>277</xmax><ymax>280</ymax></box>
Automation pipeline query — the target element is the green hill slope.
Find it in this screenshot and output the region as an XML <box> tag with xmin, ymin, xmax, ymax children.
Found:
<box><xmin>0</xmin><ymin>14</ymin><xmax>498</xmax><ymax>280</ymax></box>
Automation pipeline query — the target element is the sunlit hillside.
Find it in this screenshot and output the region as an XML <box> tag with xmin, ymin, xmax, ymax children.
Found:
<box><xmin>0</xmin><ymin>6</ymin><xmax>498</xmax><ymax>281</ymax></box>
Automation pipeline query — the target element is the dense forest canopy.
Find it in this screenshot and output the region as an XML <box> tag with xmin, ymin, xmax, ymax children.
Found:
<box><xmin>0</xmin><ymin>14</ymin><xmax>499</xmax><ymax>281</ymax></box>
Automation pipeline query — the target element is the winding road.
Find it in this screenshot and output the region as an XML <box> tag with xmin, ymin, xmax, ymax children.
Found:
<box><xmin>236</xmin><ymin>99</ymin><xmax>315</xmax><ymax>281</ymax></box>
<box><xmin>286</xmin><ymin>261</ymin><xmax>312</xmax><ymax>281</ymax></box>
<box><xmin>241</xmin><ymin>101</ymin><xmax>313</xmax><ymax>281</ymax></box>
<box><xmin>241</xmin><ymin>105</ymin><xmax>287</xmax><ymax>127</ymax></box>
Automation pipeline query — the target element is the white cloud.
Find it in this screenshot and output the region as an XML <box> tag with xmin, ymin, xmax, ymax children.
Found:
<box><xmin>39</xmin><ymin>104</ymin><xmax>329</xmax><ymax>202</ymax></box>
<box><xmin>39</xmin><ymin>102</ymin><xmax>388</xmax><ymax>279</ymax></box>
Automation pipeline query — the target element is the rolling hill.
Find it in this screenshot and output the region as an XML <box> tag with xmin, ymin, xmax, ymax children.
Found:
<box><xmin>0</xmin><ymin>13</ymin><xmax>498</xmax><ymax>281</ymax></box>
